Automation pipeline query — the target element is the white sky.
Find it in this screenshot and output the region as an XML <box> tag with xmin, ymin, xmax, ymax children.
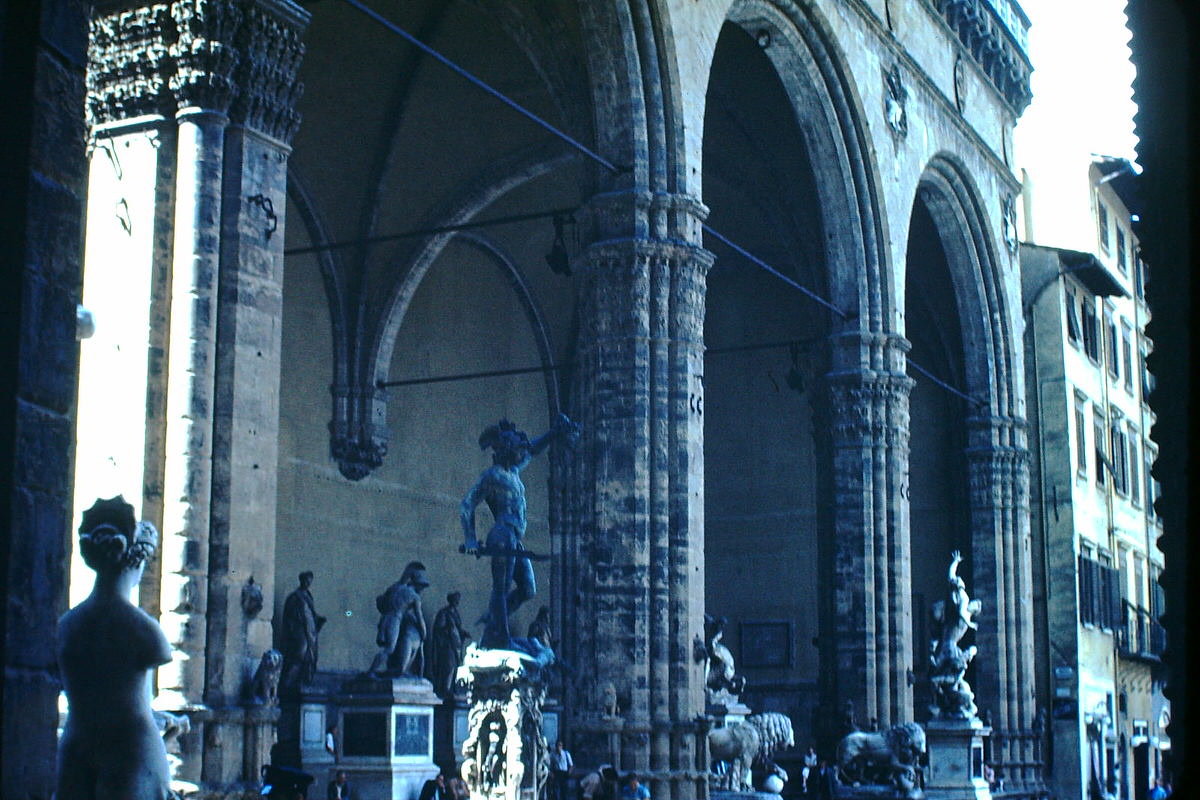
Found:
<box><xmin>1013</xmin><ymin>0</ymin><xmax>1139</xmax><ymax>249</ymax></box>
<box><xmin>1014</xmin><ymin>0</ymin><xmax>1139</xmax><ymax>166</ymax></box>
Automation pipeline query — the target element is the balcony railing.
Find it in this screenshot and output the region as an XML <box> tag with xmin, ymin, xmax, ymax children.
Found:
<box><xmin>931</xmin><ymin>0</ymin><xmax>1033</xmax><ymax>113</ymax></box>
<box><xmin>1117</xmin><ymin>601</ymin><xmax>1166</xmax><ymax>660</ymax></box>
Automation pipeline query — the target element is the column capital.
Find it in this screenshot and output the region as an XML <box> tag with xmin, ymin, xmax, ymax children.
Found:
<box><xmin>87</xmin><ymin>0</ymin><xmax>310</xmax><ymax>139</ymax></box>
<box><xmin>231</xmin><ymin>0</ymin><xmax>310</xmax><ymax>144</ymax></box>
<box><xmin>584</xmin><ymin>189</ymin><xmax>708</xmax><ymax>246</ymax></box>
<box><xmin>88</xmin><ymin>3</ymin><xmax>175</xmax><ymax>126</ymax></box>
<box><xmin>826</xmin><ymin>369</ymin><xmax>915</xmax><ymax>444</ymax></box>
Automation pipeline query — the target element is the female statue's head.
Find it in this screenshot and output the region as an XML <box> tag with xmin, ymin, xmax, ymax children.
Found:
<box><xmin>78</xmin><ymin>495</ymin><xmax>158</xmax><ymax>574</ymax></box>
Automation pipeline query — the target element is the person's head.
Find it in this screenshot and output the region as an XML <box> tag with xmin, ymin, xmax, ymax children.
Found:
<box><xmin>401</xmin><ymin>561</ymin><xmax>430</xmax><ymax>591</ymax></box>
<box><xmin>299</xmin><ymin>571</ymin><xmax>313</xmax><ymax>589</ymax></box>
<box><xmin>448</xmin><ymin>591</ymin><xmax>461</xmax><ymax>606</ymax></box>
<box><xmin>435</xmin><ymin>772</ymin><xmax>447</xmax><ymax>787</ymax></box>
<box><xmin>479</xmin><ymin>419</ymin><xmax>532</xmax><ymax>467</ymax></box>
<box><xmin>78</xmin><ymin>496</ymin><xmax>158</xmax><ymax>580</ymax></box>
<box><xmin>328</xmin><ymin>722</ymin><xmax>337</xmax><ymax>734</ymax></box>
<box><xmin>555</xmin><ymin>740</ymin><xmax>564</xmax><ymax>751</ymax></box>
<box><xmin>599</xmin><ymin>766</ymin><xmax>617</xmax><ymax>782</ymax></box>
<box><xmin>626</xmin><ymin>776</ymin><xmax>639</xmax><ymax>790</ymax></box>
<box><xmin>335</xmin><ymin>771</ymin><xmax>348</xmax><ymax>784</ymax></box>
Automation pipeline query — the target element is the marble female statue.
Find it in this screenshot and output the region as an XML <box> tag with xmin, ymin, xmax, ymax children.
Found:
<box><xmin>57</xmin><ymin>496</ymin><xmax>173</xmax><ymax>800</ymax></box>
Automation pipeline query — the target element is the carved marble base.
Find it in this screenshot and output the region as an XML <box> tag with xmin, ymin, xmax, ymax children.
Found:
<box><xmin>707</xmin><ymin>693</ymin><xmax>751</xmax><ymax>728</ymax></box>
<box><xmin>334</xmin><ymin>675</ymin><xmax>441</xmax><ymax>800</ymax></box>
<box><xmin>924</xmin><ymin>718</ymin><xmax>992</xmax><ymax>800</ymax></box>
<box><xmin>458</xmin><ymin>645</ymin><xmax>549</xmax><ymax>800</ymax></box>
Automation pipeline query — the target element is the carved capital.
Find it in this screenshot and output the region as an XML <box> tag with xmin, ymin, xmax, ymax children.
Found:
<box><xmin>169</xmin><ymin>0</ymin><xmax>242</xmax><ymax>113</ymax></box>
<box><xmin>88</xmin><ymin>4</ymin><xmax>174</xmax><ymax>125</ymax></box>
<box><xmin>232</xmin><ymin>0</ymin><xmax>309</xmax><ymax>142</ymax></box>
<box><xmin>88</xmin><ymin>0</ymin><xmax>310</xmax><ymax>128</ymax></box>
<box><xmin>828</xmin><ymin>370</ymin><xmax>914</xmax><ymax>443</ymax></box>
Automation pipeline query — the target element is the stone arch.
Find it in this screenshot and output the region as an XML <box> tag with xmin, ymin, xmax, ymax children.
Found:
<box><xmin>287</xmin><ymin>174</ymin><xmax>350</xmax><ymax>394</ymax></box>
<box><xmin>718</xmin><ymin>0</ymin><xmax>893</xmax><ymax>332</ymax></box>
<box><xmin>450</xmin><ymin>231</ymin><xmax>562</xmax><ymax>418</ymax></box>
<box><xmin>370</xmin><ymin>148</ymin><xmax>579</xmax><ymax>392</ymax></box>
<box><xmin>908</xmin><ymin>152</ymin><xmax>1034</xmax><ymax>770</ymax></box>
<box><xmin>913</xmin><ymin>153</ymin><xmax>1015</xmax><ymax>415</ymax></box>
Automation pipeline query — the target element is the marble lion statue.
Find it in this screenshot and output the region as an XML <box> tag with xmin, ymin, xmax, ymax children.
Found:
<box><xmin>836</xmin><ymin>721</ymin><xmax>926</xmax><ymax>798</ymax></box>
<box><xmin>249</xmin><ymin>648</ymin><xmax>283</xmax><ymax>706</ymax></box>
<box><xmin>709</xmin><ymin>712</ymin><xmax>795</xmax><ymax>792</ymax></box>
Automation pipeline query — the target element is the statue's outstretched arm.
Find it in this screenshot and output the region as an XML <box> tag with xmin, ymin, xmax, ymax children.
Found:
<box><xmin>526</xmin><ymin>413</ymin><xmax>580</xmax><ymax>463</ymax></box>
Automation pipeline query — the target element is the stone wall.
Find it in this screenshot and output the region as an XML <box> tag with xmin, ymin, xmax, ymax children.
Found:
<box><xmin>0</xmin><ymin>0</ymin><xmax>89</xmax><ymax>795</ymax></box>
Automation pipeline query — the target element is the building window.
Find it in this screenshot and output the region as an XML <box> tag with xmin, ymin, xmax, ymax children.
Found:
<box><xmin>1128</xmin><ymin>425</ymin><xmax>1141</xmax><ymax>507</ymax></box>
<box><xmin>1079</xmin><ymin>549</ymin><xmax>1121</xmax><ymax>631</ymax></box>
<box><xmin>1118</xmin><ymin>544</ymin><xmax>1130</xmax><ymax>598</ymax></box>
<box><xmin>1074</xmin><ymin>393</ymin><xmax>1089</xmax><ymax>477</ymax></box>
<box><xmin>1145</xmin><ymin>445</ymin><xmax>1158</xmax><ymax>521</ymax></box>
<box><xmin>1121</xmin><ymin>321</ymin><xmax>1133</xmax><ymax>393</ymax></box>
<box><xmin>1098</xmin><ymin>202</ymin><xmax>1110</xmax><ymax>252</ymax></box>
<box><xmin>1139</xmin><ymin>345</ymin><xmax>1152</xmax><ymax>402</ymax></box>
<box><xmin>1065</xmin><ymin>288</ymin><xmax>1082</xmax><ymax>346</ymax></box>
<box><xmin>1110</xmin><ymin>418</ymin><xmax>1128</xmax><ymax>496</ymax></box>
<box><xmin>1082</xmin><ymin>298</ymin><xmax>1101</xmax><ymax>362</ymax></box>
<box><xmin>1116</xmin><ymin>227</ymin><xmax>1127</xmax><ymax>273</ymax></box>
<box><xmin>1104</xmin><ymin>307</ymin><xmax>1119</xmax><ymax>380</ymax></box>
<box><xmin>1136</xmin><ymin>257</ymin><xmax>1148</xmax><ymax>301</ymax></box>
<box><xmin>1094</xmin><ymin>406</ymin><xmax>1108</xmax><ymax>488</ymax></box>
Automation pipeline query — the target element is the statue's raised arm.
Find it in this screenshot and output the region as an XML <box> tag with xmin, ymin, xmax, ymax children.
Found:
<box><xmin>524</xmin><ymin>413</ymin><xmax>581</xmax><ymax>466</ymax></box>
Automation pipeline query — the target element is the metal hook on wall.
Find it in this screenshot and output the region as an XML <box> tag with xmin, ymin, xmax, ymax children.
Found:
<box><xmin>245</xmin><ymin>194</ymin><xmax>278</xmax><ymax>241</ymax></box>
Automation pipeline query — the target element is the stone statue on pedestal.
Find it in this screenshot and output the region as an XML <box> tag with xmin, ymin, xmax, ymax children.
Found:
<box><xmin>57</xmin><ymin>496</ymin><xmax>173</xmax><ymax>800</ymax></box>
<box><xmin>280</xmin><ymin>571</ymin><xmax>326</xmax><ymax>695</ymax></box>
<box><xmin>429</xmin><ymin>591</ymin><xmax>472</xmax><ymax>697</ymax></box>
<box><xmin>460</xmin><ymin>414</ymin><xmax>579</xmax><ymax>651</ymax></box>
<box><xmin>693</xmin><ymin>614</ymin><xmax>746</xmax><ymax>703</ymax></box>
<box><xmin>929</xmin><ymin>550</ymin><xmax>982</xmax><ymax>719</ymax></box>
<box><xmin>369</xmin><ymin>561</ymin><xmax>431</xmax><ymax>677</ymax></box>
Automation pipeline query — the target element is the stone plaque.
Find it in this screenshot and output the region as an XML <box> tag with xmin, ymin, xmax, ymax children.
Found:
<box><xmin>740</xmin><ymin>621</ymin><xmax>792</xmax><ymax>669</ymax></box>
<box><xmin>302</xmin><ymin>707</ymin><xmax>325</xmax><ymax>747</ymax></box>
<box><xmin>394</xmin><ymin>711</ymin><xmax>431</xmax><ymax>758</ymax></box>
<box><xmin>344</xmin><ymin>711</ymin><xmax>388</xmax><ymax>757</ymax></box>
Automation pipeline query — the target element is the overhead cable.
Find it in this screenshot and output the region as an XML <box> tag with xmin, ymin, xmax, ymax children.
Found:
<box><xmin>338</xmin><ymin>0</ymin><xmax>980</xmax><ymax>407</ymax></box>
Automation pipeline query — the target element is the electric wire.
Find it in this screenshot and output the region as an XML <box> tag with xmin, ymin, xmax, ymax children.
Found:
<box><xmin>338</xmin><ymin>0</ymin><xmax>980</xmax><ymax>407</ymax></box>
<box><xmin>339</xmin><ymin>0</ymin><xmax>622</xmax><ymax>174</ymax></box>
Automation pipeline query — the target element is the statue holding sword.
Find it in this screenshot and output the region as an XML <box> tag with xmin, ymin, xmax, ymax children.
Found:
<box><xmin>460</xmin><ymin>414</ymin><xmax>580</xmax><ymax>650</ymax></box>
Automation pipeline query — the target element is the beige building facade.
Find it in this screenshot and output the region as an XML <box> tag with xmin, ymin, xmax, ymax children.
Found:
<box><xmin>1022</xmin><ymin>158</ymin><xmax>1168</xmax><ymax>800</ymax></box>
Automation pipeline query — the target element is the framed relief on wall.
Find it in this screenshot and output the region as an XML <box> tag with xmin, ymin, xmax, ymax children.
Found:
<box><xmin>739</xmin><ymin>621</ymin><xmax>793</xmax><ymax>669</ymax></box>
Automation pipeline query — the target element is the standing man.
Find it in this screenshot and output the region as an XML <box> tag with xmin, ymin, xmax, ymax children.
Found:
<box><xmin>460</xmin><ymin>414</ymin><xmax>579</xmax><ymax>649</ymax></box>
<box><xmin>281</xmin><ymin>571</ymin><xmax>326</xmax><ymax>695</ymax></box>
<box><xmin>549</xmin><ymin>740</ymin><xmax>574</xmax><ymax>800</ymax></box>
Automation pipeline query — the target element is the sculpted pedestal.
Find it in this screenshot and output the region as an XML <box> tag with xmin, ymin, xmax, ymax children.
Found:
<box><xmin>924</xmin><ymin>718</ymin><xmax>992</xmax><ymax>800</ymax></box>
<box><xmin>335</xmin><ymin>675</ymin><xmax>441</xmax><ymax>800</ymax></box>
<box><xmin>458</xmin><ymin>645</ymin><xmax>550</xmax><ymax>800</ymax></box>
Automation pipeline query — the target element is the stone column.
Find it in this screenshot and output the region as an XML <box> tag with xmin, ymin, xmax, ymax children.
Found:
<box><xmin>154</xmin><ymin>2</ymin><xmax>242</xmax><ymax>782</ymax></box>
<box><xmin>822</xmin><ymin>332</ymin><xmax>915</xmax><ymax>737</ymax></box>
<box><xmin>965</xmin><ymin>416</ymin><xmax>1037</xmax><ymax>793</ymax></box>
<box><xmin>202</xmin><ymin>0</ymin><xmax>307</xmax><ymax>785</ymax></box>
<box><xmin>564</xmin><ymin>191</ymin><xmax>711</xmax><ymax>800</ymax></box>
<box><xmin>86</xmin><ymin>0</ymin><xmax>309</xmax><ymax>789</ymax></box>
